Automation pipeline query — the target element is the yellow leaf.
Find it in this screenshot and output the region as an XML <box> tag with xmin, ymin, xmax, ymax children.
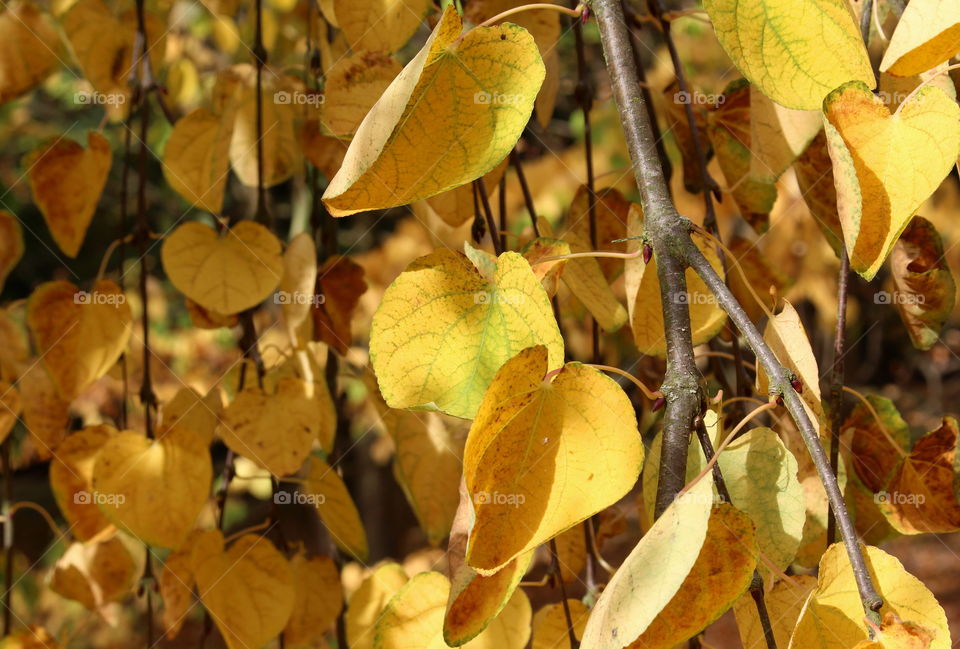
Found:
<box><xmin>346</xmin><ymin>562</ymin><xmax>409</xmax><ymax>649</ymax></box>
<box><xmin>0</xmin><ymin>212</ymin><xmax>23</xmax><ymax>291</ymax></box>
<box><xmin>279</xmin><ymin>232</ymin><xmax>318</xmax><ymax>335</ymax></box>
<box><xmin>625</xmin><ymin>206</ymin><xmax>727</xmax><ymax>356</ymax></box>
<box><xmin>726</xmin><ymin>236</ymin><xmax>790</xmax><ymax>324</ymax></box>
<box><xmin>304</xmin><ymin>457</ymin><xmax>369</xmax><ymax>561</ymax></box>
<box><xmin>49</xmin><ymin>425</ymin><xmax>116</xmax><ymax>541</ymax></box>
<box><xmin>703</xmin><ymin>0</ymin><xmax>874</xmax><ymax>109</ymax></box>
<box><xmin>160</xmin><ymin>386</ymin><xmax>223</xmax><ymax>447</ymax></box>
<box><xmin>565</xmin><ymin>185</ymin><xmax>629</xmax><ymax>279</ymax></box>
<box><xmin>91</xmin><ymin>427</ymin><xmax>212</xmax><ymax>548</ymax></box>
<box><xmin>880</xmin><ymin>0</ymin><xmax>960</xmax><ymax>77</ymax></box>
<box><xmin>749</xmin><ymin>84</ymin><xmax>822</xmax><ymax>182</ymax></box>
<box><xmin>218</xmin><ymin>376</ymin><xmax>325</xmax><ymax>476</ymax></box>
<box><xmin>580</xmin><ymin>477</ymin><xmax>714</xmax><ymax>649</ymax></box>
<box><xmin>284</xmin><ymin>554</ymin><xmax>343</xmax><ymax>646</ymax></box>
<box><xmin>27</xmin><ymin>279</ymin><xmax>131</xmax><ymax>400</ymax></box>
<box><xmin>822</xmin><ymin>81</ymin><xmax>960</xmax><ymax>280</ymax></box>
<box><xmin>560</xmin><ymin>230</ymin><xmax>628</xmax><ymax>332</ymax></box>
<box><xmin>521</xmin><ymin>236</ymin><xmax>570</xmax><ymax>296</ymax></box>
<box><xmin>322</xmin><ymin>7</ymin><xmax>544</xmax><ymax>216</ymax></box>
<box><xmin>853</xmin><ymin>612</ymin><xmax>937</xmax><ymax>649</ymax></box>
<box><xmin>788</xmin><ymin>544</ymin><xmax>950</xmax><ymax>649</ymax></box>
<box><xmin>324</xmin><ymin>52</ymin><xmax>403</xmax><ymax>138</ymax></box>
<box><xmin>24</xmin><ymin>132</ymin><xmax>111</xmax><ymax>258</ymax></box>
<box><xmin>554</xmin><ymin>524</ymin><xmax>586</xmax><ymax>583</ymax></box>
<box><xmin>219</xmin><ymin>64</ymin><xmax>301</xmax><ymax>188</ymax></box>
<box><xmin>0</xmin><ymin>1</ymin><xmax>59</xmax><ymax>103</ymax></box>
<box><xmin>375</xmin><ymin>571</ymin><xmax>531</xmax><ymax>649</ymax></box>
<box><xmin>370</xmin><ymin>248</ymin><xmax>563</xmax><ymax>419</ymax></box>
<box><xmin>445</xmin><ymin>553</ymin><xmax>531</xmax><ymax>646</ymax></box>
<box><xmin>185</xmin><ymin>299</ymin><xmax>239</xmax><ymax>329</ymax></box>
<box><xmin>632</xmin><ymin>504</ymin><xmax>758</xmax><ymax>648</ymax></box>
<box><xmin>464</xmin><ymin>346</ymin><xmax>643</xmax><ymax>574</ymax></box>
<box><xmin>161</xmin><ymin>220</ymin><xmax>284</xmax><ymax>315</ymax></box>
<box><xmin>19</xmin><ymin>361</ymin><xmax>68</xmax><ymax>458</ymax></box>
<box><xmin>194</xmin><ymin>531</ymin><xmax>294</xmax><ymax>649</ymax></box>
<box><xmin>332</xmin><ymin>0</ymin><xmax>430</xmax><ymax>53</ymax></box>
<box><xmin>50</xmin><ymin>534</ymin><xmax>137</xmax><ymax>610</ymax></box>
<box><xmin>163</xmin><ymin>106</ymin><xmax>236</xmax><ymax>214</ymax></box>
<box><xmin>424</xmin><ymin>158</ymin><xmax>509</xmax><ymax>227</ymax></box>
<box><xmin>733</xmin><ymin>575</ymin><xmax>816</xmax><ymax>649</ymax></box>
<box><xmin>532</xmin><ymin>600</ymin><xmax>590</xmax><ymax>649</ymax></box>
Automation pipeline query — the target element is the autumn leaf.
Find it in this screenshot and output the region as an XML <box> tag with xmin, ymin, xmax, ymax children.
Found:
<box><xmin>158</xmin><ymin>539</ymin><xmax>195</xmax><ymax>639</ymax></box>
<box><xmin>749</xmin><ymin>84</ymin><xmax>822</xmax><ymax>182</ymax></box>
<box><xmin>887</xmin><ymin>217</ymin><xmax>956</xmax><ymax>350</ymax></box>
<box><xmin>303</xmin><ymin>456</ymin><xmax>369</xmax><ymax>560</ymax></box>
<box><xmin>159</xmin><ymin>386</ymin><xmax>223</xmax><ymax>447</ymax></box>
<box><xmin>24</xmin><ymin>132</ymin><xmax>112</xmax><ymax>258</ymax></box>
<box><xmin>370</xmin><ymin>249</ymin><xmax>562</xmax><ymax>419</ymax></box>
<box><xmin>853</xmin><ymin>612</ymin><xmax>937</xmax><ymax>649</ymax></box>
<box><xmin>0</xmin><ymin>212</ymin><xmax>23</xmax><ymax>290</ymax></box>
<box><xmin>533</xmin><ymin>600</ymin><xmax>590</xmax><ymax>649</ymax></box>
<box><xmin>822</xmin><ymin>81</ymin><xmax>960</xmax><ymax>280</ymax></box>
<box><xmin>161</xmin><ymin>220</ymin><xmax>284</xmax><ymax>315</ymax></box>
<box><xmin>565</xmin><ymin>185</ymin><xmax>629</xmax><ymax>279</ymax></box>
<box><xmin>580</xmin><ymin>478</ymin><xmax>714</xmax><ymax>649</ymax></box>
<box><xmin>312</xmin><ymin>255</ymin><xmax>367</xmax><ymax>355</ymax></box>
<box><xmin>631</xmin><ymin>504</ymin><xmax>758</xmax><ymax>649</ymax></box>
<box><xmin>794</xmin><ymin>129</ymin><xmax>845</xmax><ymax>257</ymax></box>
<box><xmin>284</xmin><ymin>554</ymin><xmax>343</xmax><ymax>646</ymax></box>
<box><xmin>757</xmin><ymin>300</ymin><xmax>824</xmax><ymax>423</ymax></box>
<box><xmin>0</xmin><ymin>1</ymin><xmax>59</xmax><ymax>103</ymax></box>
<box><xmin>726</xmin><ymin>236</ymin><xmax>790</xmax><ymax>324</ymax></box>
<box><xmin>703</xmin><ymin>0</ymin><xmax>874</xmax><ymax>109</ymax></box>
<box><xmin>91</xmin><ymin>426</ymin><xmax>212</xmax><ymax>548</ymax></box>
<box><xmin>0</xmin><ymin>382</ymin><xmax>20</xmax><ymax>447</ymax></box>
<box><xmin>788</xmin><ymin>544</ymin><xmax>950</xmax><ymax>649</ymax></box>
<box><xmin>323</xmin><ymin>52</ymin><xmax>403</xmax><ymax>138</ymax></box>
<box><xmin>846</xmin><ymin>394</ymin><xmax>910</xmax><ymax>493</ymax></box>
<box><xmin>50</xmin><ymin>534</ymin><xmax>137</xmax><ymax>611</ymax></box>
<box><xmin>49</xmin><ymin>425</ymin><xmax>116</xmax><ymax>541</ymax></box>
<box><xmin>464</xmin><ymin>346</ymin><xmax>643</xmax><ymax>574</ymax></box>
<box><xmin>332</xmin><ymin>0</ymin><xmax>430</xmax><ymax>53</ymax></box>
<box><xmin>423</xmin><ymin>159</ymin><xmax>509</xmax><ymax>227</ymax></box>
<box><xmin>346</xmin><ymin>562</ymin><xmax>409</xmax><ymax>649</ymax></box>
<box><xmin>163</xmin><ymin>106</ymin><xmax>237</xmax><ymax>214</ymax></box>
<box><xmin>19</xmin><ymin>361</ymin><xmax>69</xmax><ymax>458</ymax></box>
<box><xmin>880</xmin><ymin>0</ymin><xmax>960</xmax><ymax>77</ymax></box>
<box><xmin>27</xmin><ymin>279</ymin><xmax>131</xmax><ymax>401</ymax></box>
<box><xmin>322</xmin><ymin>6</ymin><xmax>544</xmax><ymax>216</ymax></box>
<box><xmin>734</xmin><ymin>576</ymin><xmax>817</xmax><ymax>649</ymax></box>
<box><xmin>193</xmin><ymin>531</ymin><xmax>295</xmax><ymax>649</ymax></box>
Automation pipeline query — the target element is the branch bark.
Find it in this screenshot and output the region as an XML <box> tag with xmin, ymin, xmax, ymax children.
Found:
<box><xmin>591</xmin><ymin>0</ymin><xmax>883</xmax><ymax>619</ymax></box>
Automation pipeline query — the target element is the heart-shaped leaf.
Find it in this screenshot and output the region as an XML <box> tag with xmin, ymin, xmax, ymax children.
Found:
<box><xmin>0</xmin><ymin>1</ymin><xmax>59</xmax><ymax>103</ymax></box>
<box><xmin>822</xmin><ymin>81</ymin><xmax>960</xmax><ymax>280</ymax></box>
<box><xmin>91</xmin><ymin>427</ymin><xmax>212</xmax><ymax>548</ymax></box>
<box><xmin>161</xmin><ymin>220</ymin><xmax>283</xmax><ymax>315</ymax></box>
<box><xmin>464</xmin><ymin>346</ymin><xmax>643</xmax><ymax>574</ymax></box>
<box><xmin>370</xmin><ymin>248</ymin><xmax>563</xmax><ymax>419</ymax></box>
<box><xmin>27</xmin><ymin>279</ymin><xmax>131</xmax><ymax>401</ymax></box>
<box><xmin>24</xmin><ymin>132</ymin><xmax>112</xmax><ymax>258</ymax></box>
<box><xmin>346</xmin><ymin>562</ymin><xmax>409</xmax><ymax>649</ymax></box>
<box><xmin>49</xmin><ymin>425</ymin><xmax>116</xmax><ymax>541</ymax></box>
<box><xmin>322</xmin><ymin>6</ymin><xmax>544</xmax><ymax>216</ymax></box>
<box><xmin>880</xmin><ymin>0</ymin><xmax>960</xmax><ymax>77</ymax></box>
<box><xmin>163</xmin><ymin>106</ymin><xmax>236</xmax><ymax>214</ymax></box>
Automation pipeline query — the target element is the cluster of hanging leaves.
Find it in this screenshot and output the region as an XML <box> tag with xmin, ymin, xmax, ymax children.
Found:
<box><xmin>1</xmin><ymin>0</ymin><xmax>960</xmax><ymax>647</ymax></box>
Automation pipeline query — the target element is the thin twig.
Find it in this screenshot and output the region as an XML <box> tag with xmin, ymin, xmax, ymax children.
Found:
<box><xmin>826</xmin><ymin>249</ymin><xmax>849</xmax><ymax>545</ymax></box>
<box><xmin>474</xmin><ymin>178</ymin><xmax>502</xmax><ymax>255</ymax></box>
<box><xmin>510</xmin><ymin>149</ymin><xmax>540</xmax><ymax>237</ymax></box>
<box><xmin>548</xmin><ymin>538</ymin><xmax>580</xmax><ymax>649</ymax></box>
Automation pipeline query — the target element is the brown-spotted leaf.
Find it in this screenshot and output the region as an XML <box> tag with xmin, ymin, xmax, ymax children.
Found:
<box><xmin>312</xmin><ymin>255</ymin><xmax>367</xmax><ymax>355</ymax></box>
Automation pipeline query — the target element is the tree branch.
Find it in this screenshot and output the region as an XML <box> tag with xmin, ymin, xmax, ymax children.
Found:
<box><xmin>591</xmin><ymin>0</ymin><xmax>883</xmax><ymax>620</ymax></box>
<box><xmin>591</xmin><ymin>0</ymin><xmax>700</xmax><ymax>519</ymax></box>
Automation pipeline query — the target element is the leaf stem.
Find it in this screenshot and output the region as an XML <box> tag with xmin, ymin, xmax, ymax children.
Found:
<box><xmin>586</xmin><ymin>364</ymin><xmax>660</xmax><ymax>400</ymax></box>
<box><xmin>475</xmin><ymin>3</ymin><xmax>584</xmax><ymax>29</ymax></box>
<box><xmin>4</xmin><ymin>502</ymin><xmax>64</xmax><ymax>538</ymax></box>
